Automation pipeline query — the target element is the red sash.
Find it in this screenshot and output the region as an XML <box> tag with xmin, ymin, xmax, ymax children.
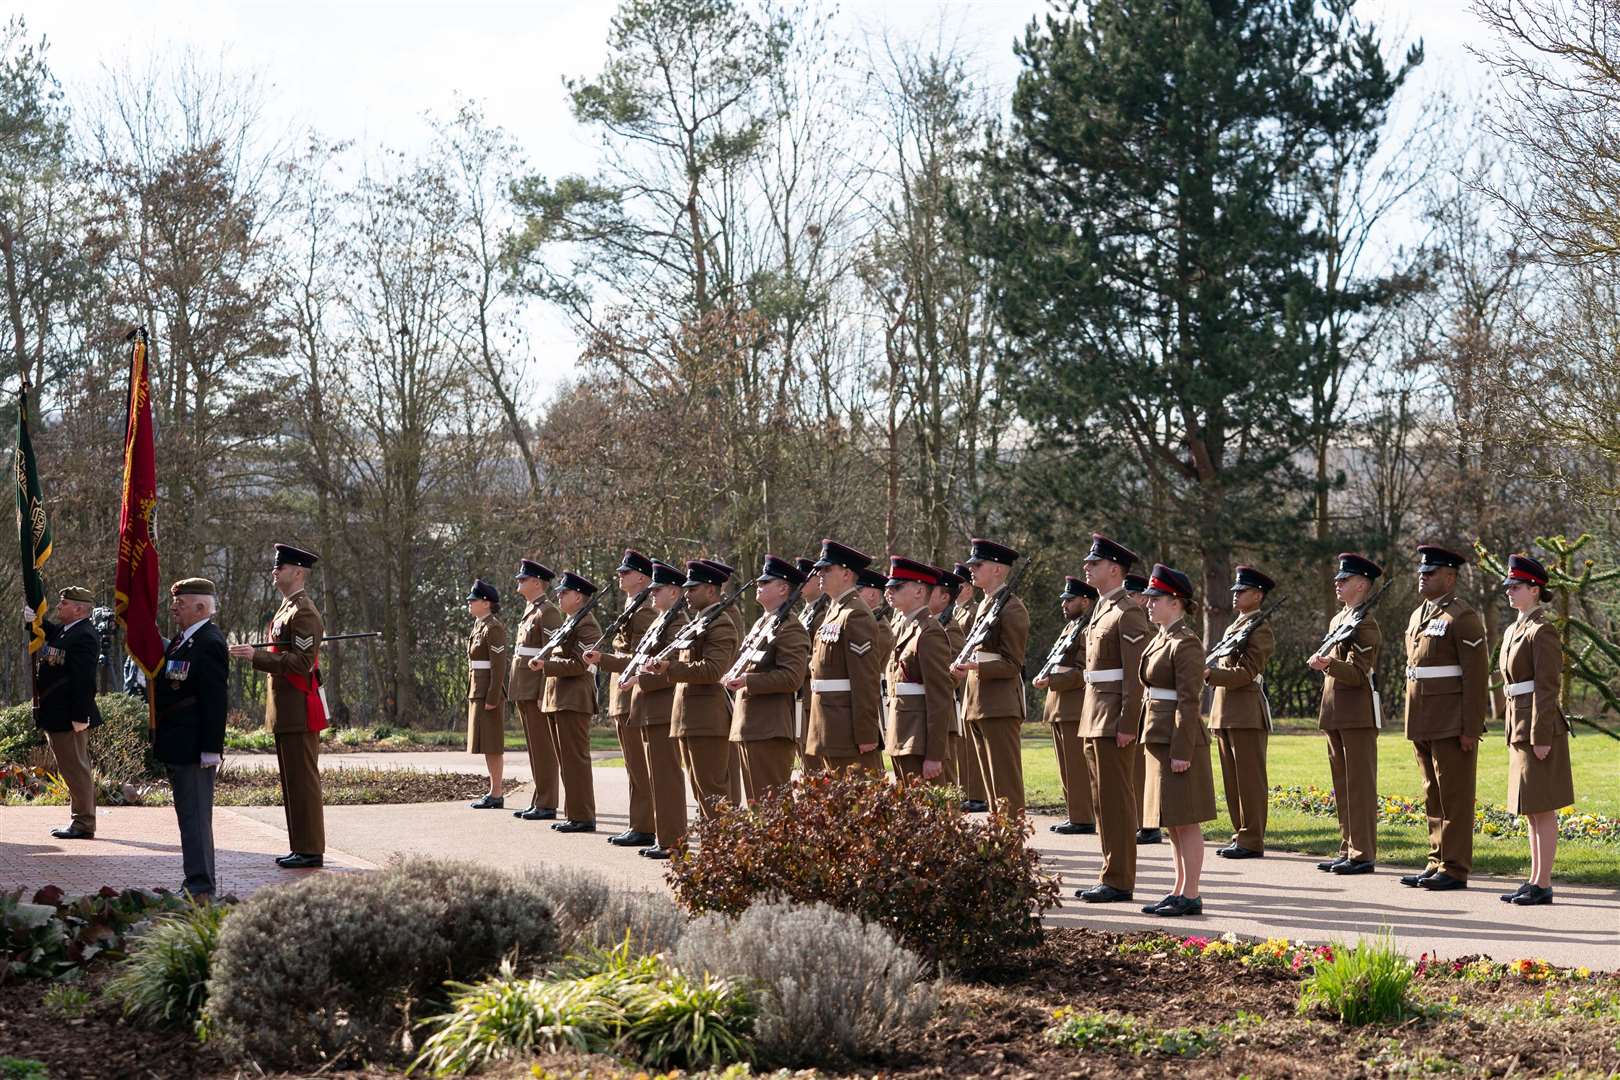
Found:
<box><xmin>269</xmin><ymin>637</ymin><xmax>329</xmax><ymax>733</ymax></box>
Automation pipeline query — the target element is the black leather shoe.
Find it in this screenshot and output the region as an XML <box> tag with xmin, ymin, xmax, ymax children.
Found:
<box><xmin>1079</xmin><ymin>884</ymin><xmax>1134</xmax><ymax>903</ymax></box>
<box><xmin>1332</xmin><ymin>859</ymin><xmax>1375</xmax><ymax>875</ymax></box>
<box><xmin>1214</xmin><ymin>844</ymin><xmax>1235</xmax><ymax>857</ymax></box>
<box><xmin>1050</xmin><ymin>821</ymin><xmax>1092</xmax><ymax>835</ymax></box>
<box><xmin>1317</xmin><ymin>857</ymin><xmax>1347</xmax><ymax>872</ymax></box>
<box><xmin>50</xmin><ymin>826</ymin><xmax>93</xmax><ymax>840</ymax></box>
<box><xmin>1499</xmin><ymin>882</ymin><xmax>1533</xmax><ymax>903</ymax></box>
<box><xmin>609</xmin><ymin>830</ymin><xmax>656</xmax><ymax>847</ymax></box>
<box><xmin>1223</xmin><ymin>845</ymin><xmax>1263</xmax><ymax>859</ymax></box>
<box><xmin>1418</xmin><ymin>872</ymin><xmax>1466</xmax><ymax>891</ymax></box>
<box><xmin>551</xmin><ymin>820</ymin><xmax>596</xmax><ymax>833</ymax></box>
<box><xmin>470</xmin><ymin>794</ymin><xmax>505</xmax><ymax>809</ymax></box>
<box><xmin>1142</xmin><ymin>894</ymin><xmax>1179</xmax><ymax>914</ymax></box>
<box><xmin>515</xmin><ymin>806</ymin><xmax>557</xmax><ymax>821</ymax></box>
<box><xmin>639</xmin><ymin>846</ymin><xmax>672</xmax><ymax>860</ymax></box>
<box><xmin>960</xmin><ymin>799</ymin><xmax>989</xmax><ymax>813</ymax></box>
<box><xmin>278</xmin><ymin>853</ymin><xmax>323</xmax><ymax>870</ymax></box>
<box><xmin>1135</xmin><ymin>828</ymin><xmax>1163</xmax><ymax>844</ymax></box>
<box><xmin>1399</xmin><ymin>868</ymin><xmax>1438</xmax><ymax>888</ymax></box>
<box><xmin>1512</xmin><ymin>884</ymin><xmax>1553</xmax><ymax>906</ymax></box>
<box><xmin>1155</xmin><ymin>895</ymin><xmax>1203</xmax><ymax>917</ymax></box>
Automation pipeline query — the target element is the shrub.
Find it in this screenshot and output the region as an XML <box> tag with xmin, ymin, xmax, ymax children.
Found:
<box><xmin>42</xmin><ymin>983</ymin><xmax>91</xmax><ymax>1018</ymax></box>
<box><xmin>1044</xmin><ymin>1007</ymin><xmax>1244</xmax><ymax>1057</ymax></box>
<box><xmin>203</xmin><ymin>858</ymin><xmax>558</xmax><ymax>1068</ymax></box>
<box><xmin>0</xmin><ymin>1059</ymin><xmax>48</xmax><ymax>1080</ymax></box>
<box><xmin>666</xmin><ymin>770</ymin><xmax>1060</xmax><ymax>972</ymax></box>
<box><xmin>527</xmin><ymin>868</ymin><xmax>686</xmax><ymax>955</ymax></box>
<box><xmin>0</xmin><ymin>693</ymin><xmax>158</xmax><ymax>786</ymax></box>
<box><xmin>1297</xmin><ymin>931</ymin><xmax>1416</xmax><ymax>1025</ymax></box>
<box><xmin>675</xmin><ymin>900</ymin><xmax>936</xmax><ymax>1068</ymax></box>
<box><xmin>105</xmin><ymin>902</ymin><xmax>230</xmax><ymax>1028</ymax></box>
<box><xmin>2</xmin><ymin>885</ymin><xmax>188</xmax><ymax>983</ymax></box>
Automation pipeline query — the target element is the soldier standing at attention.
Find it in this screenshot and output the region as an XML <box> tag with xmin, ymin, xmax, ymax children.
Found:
<box><xmin>697</xmin><ymin>557</ymin><xmax>748</xmax><ymax>806</ymax></box>
<box><xmin>585</xmin><ymin>550</ymin><xmax>658</xmax><ymax>846</ymax></box>
<box><xmin>722</xmin><ymin>555</ymin><xmax>809</xmax><ymax>803</ymax></box>
<box><xmin>1035</xmin><ymin>576</ymin><xmax>1096</xmax><ymax>835</ymax></box>
<box><xmin>1307</xmin><ymin>552</ymin><xmax>1384</xmax><ymax>876</ymax></box>
<box><xmin>883</xmin><ymin>557</ymin><xmax>954</xmax><ymax>782</ymax></box>
<box><xmin>927</xmin><ymin>565</ymin><xmax>969</xmax><ymax>787</ymax></box>
<box><xmin>464</xmin><ymin>579</ymin><xmax>510</xmax><ymax>809</ymax></box>
<box><xmin>508</xmin><ymin>560</ymin><xmax>562</xmax><ymax>821</ymax></box>
<box><xmin>536</xmin><ymin>571</ymin><xmax>603</xmax><ymax>832</ymax></box>
<box><xmin>951</xmin><ymin>560</ymin><xmax>990</xmax><ymax>812</ymax></box>
<box><xmin>804</xmin><ymin>540</ymin><xmax>884</xmax><ymax>773</ymax></box>
<box><xmin>1122</xmin><ymin>572</ymin><xmax>1158</xmax><ymax>844</ymax></box>
<box><xmin>229</xmin><ymin>544</ymin><xmax>326</xmax><ymax>869</ymax></box>
<box><xmin>1076</xmin><ymin>534</ymin><xmax>1152</xmax><ymax>902</ymax></box>
<box><xmin>858</xmin><ymin>567</ymin><xmax>897</xmax><ymax>668</ymax></box>
<box><xmin>30</xmin><ymin>586</ymin><xmax>103</xmax><ymax>840</ymax></box>
<box><xmin>614</xmin><ymin>560</ymin><xmax>690</xmax><ymax>859</ymax></box>
<box><xmin>794</xmin><ymin>556</ymin><xmax>828</xmax><ymax>773</ymax></box>
<box><xmin>1206</xmin><ymin>565</ymin><xmax>1277</xmax><ymax>860</ymax></box>
<box><xmin>1399</xmin><ymin>544</ymin><xmax>1489</xmax><ymax>892</ymax></box>
<box><xmin>951</xmin><ymin>539</ymin><xmax>1030</xmax><ymax>816</ymax></box>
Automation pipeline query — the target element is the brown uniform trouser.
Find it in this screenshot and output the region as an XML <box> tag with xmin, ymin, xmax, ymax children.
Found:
<box><xmin>816</xmin><ymin>750</ymin><xmax>883</xmax><ymax>775</ymax></box>
<box><xmin>640</xmin><ymin>724</ymin><xmax>687</xmax><ymax>849</ymax></box>
<box><xmin>970</xmin><ymin>717</ymin><xmax>1026</xmax><ymax>815</ymax></box>
<box><xmin>680</xmin><ymin>734</ymin><xmax>732</xmax><ymax>820</ymax></box>
<box><xmin>614</xmin><ymin>713</ymin><xmax>654</xmax><ymax>834</ymax></box>
<box><xmin>1413</xmin><ymin>735</ymin><xmax>1478</xmax><ymax>880</ymax></box>
<box><xmin>737</xmin><ymin>737</ymin><xmax>795</xmax><ymax>804</ymax></box>
<box><xmin>547</xmin><ymin>709</ymin><xmax>596</xmax><ymax>823</ymax></box>
<box><xmin>274</xmin><ymin>730</ymin><xmax>325</xmax><ymax>855</ymax></box>
<box><xmin>515</xmin><ymin>699</ymin><xmax>560</xmax><ymax>810</ymax></box>
<box><xmin>1132</xmin><ymin>740</ymin><xmax>1147</xmax><ymax>829</ymax></box>
<box><xmin>1216</xmin><ymin>727</ymin><xmax>1269</xmax><ymax>852</ymax></box>
<box><xmin>957</xmin><ymin>722</ymin><xmax>987</xmax><ymax>800</ymax></box>
<box><xmin>1326</xmin><ymin>727</ymin><xmax>1378</xmax><ymax>863</ymax></box>
<box><xmin>44</xmin><ymin>728</ymin><xmax>95</xmax><ymax>834</ymax></box>
<box><xmin>1083</xmin><ymin>736</ymin><xmax>1137</xmax><ymax>891</ymax></box>
<box><xmin>1051</xmin><ymin>721</ymin><xmax>1094</xmax><ymax>824</ymax></box>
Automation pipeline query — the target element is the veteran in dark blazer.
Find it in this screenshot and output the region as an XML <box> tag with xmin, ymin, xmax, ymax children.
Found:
<box><xmin>723</xmin><ymin>555</ymin><xmax>810</xmax><ymax>803</ymax></box>
<box><xmin>31</xmin><ymin>585</ymin><xmax>103</xmax><ymax>840</ymax></box>
<box><xmin>883</xmin><ymin>558</ymin><xmax>954</xmax><ymax>782</ymax></box>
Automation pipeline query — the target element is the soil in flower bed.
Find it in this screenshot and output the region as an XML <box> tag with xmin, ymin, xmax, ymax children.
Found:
<box><xmin>146</xmin><ymin>768</ymin><xmax>522</xmax><ymax>807</ymax></box>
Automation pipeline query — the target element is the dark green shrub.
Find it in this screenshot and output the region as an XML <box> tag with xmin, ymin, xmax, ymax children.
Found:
<box><xmin>105</xmin><ymin>902</ymin><xmax>230</xmax><ymax>1028</ymax></box>
<box><xmin>0</xmin><ymin>693</ymin><xmax>159</xmax><ymax>785</ymax></box>
<box><xmin>2</xmin><ymin>885</ymin><xmax>188</xmax><ymax>983</ymax></box>
<box><xmin>666</xmin><ymin>771</ymin><xmax>1060</xmax><ymax>973</ymax></box>
<box><xmin>1297</xmin><ymin>931</ymin><xmax>1416</xmax><ymax>1025</ymax></box>
<box><xmin>202</xmin><ymin>858</ymin><xmax>558</xmax><ymax>1068</ymax></box>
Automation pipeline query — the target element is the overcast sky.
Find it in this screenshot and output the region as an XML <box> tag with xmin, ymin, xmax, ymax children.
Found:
<box><xmin>13</xmin><ymin>0</ymin><xmax>1501</xmax><ymax>396</ymax></box>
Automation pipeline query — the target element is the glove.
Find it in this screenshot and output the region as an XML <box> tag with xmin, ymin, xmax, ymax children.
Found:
<box><xmin>70</xmin><ymin>720</ymin><xmax>88</xmax><ymax>733</ymax></box>
<box><xmin>21</xmin><ymin>605</ymin><xmax>34</xmax><ymax>622</ymax></box>
<box><xmin>200</xmin><ymin>752</ymin><xmax>221</xmax><ymax>767</ymax></box>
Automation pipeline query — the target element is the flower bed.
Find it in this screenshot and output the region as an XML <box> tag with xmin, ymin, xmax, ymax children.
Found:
<box><xmin>1268</xmin><ymin>784</ymin><xmax>1620</xmax><ymax>843</ymax></box>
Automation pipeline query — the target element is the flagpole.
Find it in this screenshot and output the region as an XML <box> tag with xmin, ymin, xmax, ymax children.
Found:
<box><xmin>18</xmin><ymin>381</ymin><xmax>39</xmax><ymax>717</ymax></box>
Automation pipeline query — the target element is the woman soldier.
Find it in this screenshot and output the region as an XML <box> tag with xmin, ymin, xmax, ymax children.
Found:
<box><xmin>1137</xmin><ymin>564</ymin><xmax>1217</xmax><ymax>916</ymax></box>
<box><xmin>1499</xmin><ymin>554</ymin><xmax>1575</xmax><ymax>905</ymax></box>
<box><xmin>464</xmin><ymin>578</ymin><xmax>510</xmax><ymax>808</ymax></box>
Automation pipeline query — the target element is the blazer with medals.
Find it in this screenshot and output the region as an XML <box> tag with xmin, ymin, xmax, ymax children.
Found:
<box><xmin>730</xmin><ymin>610</ymin><xmax>809</xmax><ymax>742</ymax></box>
<box><xmin>466</xmin><ymin>614</ymin><xmax>509</xmax><ymax>714</ymax></box>
<box><xmin>625</xmin><ymin>607</ymin><xmax>688</xmax><ymax>726</ymax></box>
<box><xmin>1318</xmin><ymin>609</ymin><xmax>1380</xmax><ymax>730</ymax></box>
<box><xmin>1206</xmin><ymin>610</ymin><xmax>1275</xmax><ymax>730</ymax></box>
<box><xmin>1040</xmin><ymin>614</ymin><xmax>1089</xmax><ymax>725</ymax></box>
<box><xmin>1138</xmin><ymin>619</ymin><xmax>1209</xmax><ymax>759</ymax></box>
<box><xmin>596</xmin><ymin>602</ymin><xmax>657</xmax><ymax>721</ymax></box>
<box><xmin>804</xmin><ymin>588</ymin><xmax>883</xmax><ymax>757</ymax></box>
<box><xmin>1499</xmin><ymin>608</ymin><xmax>1567</xmax><ymax>747</ymax></box>
<box><xmin>507</xmin><ymin>599</ymin><xmax>563</xmax><ymax>702</ymax></box>
<box><xmin>250</xmin><ymin>590</ymin><xmax>325</xmax><ymax>734</ymax></box>
<box><xmin>153</xmin><ymin>621</ymin><xmax>229</xmax><ymax>765</ymax></box>
<box><xmin>884</xmin><ymin>608</ymin><xmax>954</xmax><ymax>760</ymax></box>
<box><xmin>1402</xmin><ymin>593</ymin><xmax>1488</xmax><ymax>740</ymax></box>
<box><xmin>540</xmin><ymin>611</ymin><xmax>602</xmax><ymax>715</ymax></box>
<box><xmin>666</xmin><ymin>603</ymin><xmax>740</xmax><ymax>739</ymax></box>
<box><xmin>960</xmin><ymin>594</ymin><xmax>1030</xmax><ymax>722</ymax></box>
<box><xmin>1078</xmin><ymin>587</ymin><xmax>1152</xmax><ymax>738</ymax></box>
<box><xmin>35</xmin><ymin>617</ymin><xmax>102</xmax><ymax>733</ymax></box>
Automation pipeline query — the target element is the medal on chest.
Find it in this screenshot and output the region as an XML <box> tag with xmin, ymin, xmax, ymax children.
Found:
<box><xmin>1424</xmin><ymin>618</ymin><xmax>1448</xmax><ymax>638</ymax></box>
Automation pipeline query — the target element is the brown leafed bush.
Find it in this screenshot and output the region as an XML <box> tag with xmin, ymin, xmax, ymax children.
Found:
<box><xmin>665</xmin><ymin>771</ymin><xmax>1059</xmax><ymax>973</ymax></box>
<box><xmin>202</xmin><ymin>858</ymin><xmax>558</xmax><ymax>1068</ymax></box>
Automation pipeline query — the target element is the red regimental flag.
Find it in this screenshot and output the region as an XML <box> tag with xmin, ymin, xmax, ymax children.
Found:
<box><xmin>114</xmin><ymin>328</ymin><xmax>163</xmax><ymax>682</ymax></box>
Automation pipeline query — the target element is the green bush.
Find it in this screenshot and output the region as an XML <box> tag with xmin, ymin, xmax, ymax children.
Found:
<box><xmin>105</xmin><ymin>902</ymin><xmax>230</xmax><ymax>1028</ymax></box>
<box><xmin>667</xmin><ymin>771</ymin><xmax>1060</xmax><ymax>973</ymax></box>
<box><xmin>1297</xmin><ymin>931</ymin><xmax>1416</xmax><ymax>1025</ymax></box>
<box><xmin>527</xmin><ymin>868</ymin><xmax>686</xmax><ymax>955</ymax></box>
<box><xmin>0</xmin><ymin>693</ymin><xmax>159</xmax><ymax>786</ymax></box>
<box><xmin>2</xmin><ymin>885</ymin><xmax>188</xmax><ymax>983</ymax></box>
<box><xmin>0</xmin><ymin>1058</ymin><xmax>48</xmax><ymax>1080</ymax></box>
<box><xmin>1045</xmin><ymin>1008</ymin><xmax>1226</xmax><ymax>1057</ymax></box>
<box><xmin>203</xmin><ymin>858</ymin><xmax>558</xmax><ymax>1068</ymax></box>
<box><xmin>675</xmin><ymin>900</ymin><xmax>935</xmax><ymax>1068</ymax></box>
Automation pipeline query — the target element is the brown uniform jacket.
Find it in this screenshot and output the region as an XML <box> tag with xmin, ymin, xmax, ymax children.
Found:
<box><xmin>805</xmin><ymin>588</ymin><xmax>884</xmax><ymax>756</ymax></box>
<box><xmin>1079</xmin><ymin>588</ymin><xmax>1152</xmax><ymax>738</ymax></box>
<box><xmin>624</xmin><ymin>607</ymin><xmax>688</xmax><ymax>727</ymax></box>
<box><xmin>466</xmin><ymin>615</ymin><xmax>509</xmax><ymax>713</ymax></box>
<box><xmin>507</xmin><ymin>599</ymin><xmax>563</xmax><ymax>702</ymax></box>
<box><xmin>1317</xmin><ymin>608</ymin><xmax>1381</xmax><ymax>730</ymax></box>
<box><xmin>1138</xmin><ymin>620</ymin><xmax>1209</xmax><ymax>760</ymax></box>
<box><xmin>1500</xmin><ymin>608</ymin><xmax>1567</xmax><ymax>747</ymax></box>
<box><xmin>1040</xmin><ymin>615</ymin><xmax>1090</xmax><ymax>725</ymax></box>
<box><xmin>961</xmin><ymin>594</ymin><xmax>1029</xmax><ymax>721</ymax></box>
<box><xmin>667</xmin><ymin>602</ymin><xmax>740</xmax><ymax>738</ymax></box>
<box><xmin>731</xmin><ymin>610</ymin><xmax>809</xmax><ymax>741</ymax></box>
<box><xmin>1402</xmin><ymin>593</ymin><xmax>1489</xmax><ymax>741</ymax></box>
<box><xmin>1206</xmin><ymin>611</ymin><xmax>1275</xmax><ymax>730</ymax></box>
<box><xmin>874</xmin><ymin>606</ymin><xmax>897</xmax><ymax>672</ymax></box>
<box><xmin>885</xmin><ymin>609</ymin><xmax>954</xmax><ymax>760</ymax></box>
<box><xmin>251</xmin><ymin>589</ymin><xmax>326</xmax><ymax>735</ymax></box>
<box><xmin>540</xmin><ymin>611</ymin><xmax>602</xmax><ymax>715</ymax></box>
<box><xmin>596</xmin><ymin>601</ymin><xmax>656</xmax><ymax>719</ymax></box>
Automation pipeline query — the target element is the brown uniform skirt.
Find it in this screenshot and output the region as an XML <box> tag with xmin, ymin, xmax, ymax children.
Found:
<box><xmin>467</xmin><ymin>699</ymin><xmax>506</xmax><ymax>754</ymax></box>
<box><xmin>1142</xmin><ymin>741</ymin><xmax>1217</xmax><ymax>828</ymax></box>
<box><xmin>1508</xmin><ymin>736</ymin><xmax>1574</xmax><ymax>815</ymax></box>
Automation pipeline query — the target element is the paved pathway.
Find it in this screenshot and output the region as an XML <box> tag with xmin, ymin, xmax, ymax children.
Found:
<box><xmin>4</xmin><ymin>755</ymin><xmax>1616</xmax><ymax>969</ymax></box>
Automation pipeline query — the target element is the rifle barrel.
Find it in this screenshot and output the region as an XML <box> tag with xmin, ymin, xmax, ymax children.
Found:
<box><xmin>243</xmin><ymin>631</ymin><xmax>381</xmax><ymax>648</ymax></box>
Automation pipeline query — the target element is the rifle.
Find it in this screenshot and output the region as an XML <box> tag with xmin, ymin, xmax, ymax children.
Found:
<box><xmin>953</xmin><ymin>559</ymin><xmax>1031</xmax><ymax>667</ymax></box>
<box><xmin>532</xmin><ymin>587</ymin><xmax>608</xmax><ymax>663</ymax></box>
<box><xmin>244</xmin><ymin>631</ymin><xmax>381</xmax><ymax>648</ymax></box>
<box><xmin>638</xmin><ymin>581</ymin><xmax>754</xmax><ymax>674</ymax></box>
<box><xmin>1034</xmin><ymin>607</ymin><xmax>1094</xmax><ymax>683</ymax></box>
<box><xmin>592</xmin><ymin>586</ymin><xmax>653</xmax><ymax>651</ymax></box>
<box><xmin>1310</xmin><ymin>580</ymin><xmax>1393</xmax><ymax>662</ymax></box>
<box><xmin>722</xmin><ymin>582</ymin><xmax>805</xmax><ymax>684</ymax></box>
<box><xmin>798</xmin><ymin>592</ymin><xmax>829</xmax><ymax>631</ymax></box>
<box><xmin>616</xmin><ymin>595</ymin><xmax>689</xmax><ymax>690</ymax></box>
<box><xmin>1205</xmin><ymin>596</ymin><xmax>1287</xmax><ymax>666</ymax></box>
<box><xmin>937</xmin><ymin>601</ymin><xmax>955</xmax><ymax>629</ymax></box>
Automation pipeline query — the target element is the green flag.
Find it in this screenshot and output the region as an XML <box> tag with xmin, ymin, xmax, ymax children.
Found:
<box><xmin>16</xmin><ymin>385</ymin><xmax>51</xmax><ymax>654</ymax></box>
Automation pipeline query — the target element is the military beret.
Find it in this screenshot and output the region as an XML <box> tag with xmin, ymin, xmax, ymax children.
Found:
<box><xmin>1084</xmin><ymin>533</ymin><xmax>1140</xmax><ymax>568</ymax></box>
<box><xmin>1334</xmin><ymin>552</ymin><xmax>1382</xmax><ymax>581</ymax></box>
<box><xmin>58</xmin><ymin>586</ymin><xmax>93</xmax><ymax>603</ymax></box>
<box><xmin>1061</xmin><ymin>576</ymin><xmax>1098</xmax><ymax>600</ymax></box>
<box><xmin>616</xmin><ymin>549</ymin><xmax>653</xmax><ymax>577</ymax></box>
<box><xmin>1502</xmin><ymin>553</ymin><xmax>1549</xmax><ymax>588</ymax></box>
<box><xmin>1143</xmin><ymin>563</ymin><xmax>1194</xmax><ymax>600</ymax></box>
<box><xmin>813</xmin><ymin>539</ymin><xmax>872</xmax><ymax>572</ymax></box>
<box><xmin>683</xmin><ymin>560</ymin><xmax>728</xmax><ymax>588</ymax></box>
<box><xmin>1232</xmin><ymin>565</ymin><xmax>1276</xmax><ymax>592</ymax></box>
<box><xmin>757</xmin><ymin>554</ymin><xmax>806</xmax><ymax>586</ymax></box>
<box><xmin>649</xmin><ymin>560</ymin><xmax>686</xmax><ymax>587</ymax></box>
<box><xmin>1416</xmin><ymin>544</ymin><xmax>1469</xmax><ymax>572</ymax></box>
<box><xmin>886</xmin><ymin>556</ymin><xmax>939</xmax><ymax>588</ymax></box>
<box><xmin>466</xmin><ymin>578</ymin><xmax>499</xmax><ymax>604</ymax></box>
<box><xmin>1123</xmin><ymin>573</ymin><xmax>1148</xmax><ymax>593</ymax></box>
<box><xmin>169</xmin><ymin>577</ymin><xmax>216</xmax><ymax>597</ymax></box>
<box><xmin>515</xmin><ymin>558</ymin><xmax>555</xmax><ymax>582</ymax></box>
<box><xmin>966</xmin><ymin>537</ymin><xmax>1019</xmax><ymax>566</ymax></box>
<box><xmin>273</xmin><ymin>543</ymin><xmax>319</xmax><ymax>569</ymax></box>
<box><xmin>556</xmin><ymin>570</ymin><xmax>598</xmax><ymax>596</ymax></box>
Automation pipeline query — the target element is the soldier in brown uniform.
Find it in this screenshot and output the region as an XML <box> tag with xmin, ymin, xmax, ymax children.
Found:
<box><xmin>1120</xmin><ymin>572</ymin><xmax>1159</xmax><ymax>844</ymax></box>
<box><xmin>883</xmin><ymin>557</ymin><xmax>954</xmax><ymax>781</ymax></box>
<box><xmin>535</xmin><ymin>571</ymin><xmax>603</xmax><ymax>832</ymax></box>
<box><xmin>951</xmin><ymin>539</ymin><xmax>1030</xmax><ymax>815</ymax></box>
<box><xmin>926</xmin><ymin>566</ymin><xmax>969</xmax><ymax>787</ymax></box>
<box><xmin>584</xmin><ymin>550</ymin><xmax>658</xmax><ymax>846</ymax></box>
<box><xmin>614</xmin><ymin>559</ymin><xmax>690</xmax><ymax>858</ymax></box>
<box><xmin>949</xmin><ymin>561</ymin><xmax>990</xmax><ymax>811</ymax></box>
<box><xmin>723</xmin><ymin>555</ymin><xmax>809</xmax><ymax>803</ymax></box>
<box><xmin>1400</xmin><ymin>544</ymin><xmax>1489</xmax><ymax>892</ymax></box>
<box><xmin>463</xmin><ymin>579</ymin><xmax>510</xmax><ymax>808</ymax></box>
<box><xmin>508</xmin><ymin>559</ymin><xmax>563</xmax><ymax>821</ymax></box>
<box><xmin>1206</xmin><ymin>565</ymin><xmax>1276</xmax><ymax>859</ymax></box>
<box><xmin>1034</xmin><ymin>576</ymin><xmax>1096</xmax><ymax>835</ymax></box>
<box><xmin>794</xmin><ymin>556</ymin><xmax>829</xmax><ymax>773</ymax></box>
<box><xmin>1307</xmin><ymin>552</ymin><xmax>1384</xmax><ymax>876</ymax></box>
<box><xmin>698</xmin><ymin>558</ymin><xmax>748</xmax><ymax>806</ymax></box>
<box><xmin>645</xmin><ymin>560</ymin><xmax>740</xmax><ymax>819</ymax></box>
<box><xmin>229</xmin><ymin>544</ymin><xmax>327</xmax><ymax>869</ymax></box>
<box><xmin>804</xmin><ymin>539</ymin><xmax>884</xmax><ymax>773</ymax></box>
<box><xmin>1076</xmin><ymin>534</ymin><xmax>1152</xmax><ymax>902</ymax></box>
<box><xmin>858</xmin><ymin>568</ymin><xmax>897</xmax><ymax>669</ymax></box>
<box><xmin>1498</xmin><ymin>554</ymin><xmax>1574</xmax><ymax>905</ymax></box>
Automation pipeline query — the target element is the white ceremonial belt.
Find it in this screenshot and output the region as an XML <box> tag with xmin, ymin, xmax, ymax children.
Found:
<box><xmin>894</xmin><ymin>682</ymin><xmax>926</xmax><ymax>696</ymax></box>
<box><xmin>1506</xmin><ymin>679</ymin><xmax>1536</xmax><ymax>696</ymax></box>
<box><xmin>1146</xmin><ymin>687</ymin><xmax>1179</xmax><ymax>702</ymax></box>
<box><xmin>469</xmin><ymin>660</ymin><xmax>492</xmax><ymax>670</ymax></box>
<box><xmin>1407</xmin><ymin>665</ymin><xmax>1462</xmax><ymax>679</ymax></box>
<box><xmin>812</xmin><ymin>678</ymin><xmax>852</xmax><ymax>693</ymax></box>
<box><xmin>974</xmin><ymin>651</ymin><xmax>1001</xmax><ymax>663</ymax></box>
<box><xmin>1084</xmin><ymin>668</ymin><xmax>1125</xmax><ymax>683</ymax></box>
<box><xmin>513</xmin><ymin>646</ymin><xmax>544</xmax><ymax>657</ymax></box>
<box><xmin>1050</xmin><ymin>665</ymin><xmax>1075</xmax><ymax>674</ymax></box>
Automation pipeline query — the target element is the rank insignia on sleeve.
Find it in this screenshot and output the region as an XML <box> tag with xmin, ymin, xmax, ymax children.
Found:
<box><xmin>294</xmin><ymin>635</ymin><xmax>315</xmax><ymax>650</ymax></box>
<box><xmin>491</xmin><ymin>644</ymin><xmax>507</xmax><ymax>653</ymax></box>
<box><xmin>849</xmin><ymin>641</ymin><xmax>872</xmax><ymax>656</ymax></box>
<box><xmin>1461</xmin><ymin>638</ymin><xmax>1482</xmax><ymax>648</ymax></box>
<box><xmin>1123</xmin><ymin>633</ymin><xmax>1145</xmax><ymax>644</ymax></box>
